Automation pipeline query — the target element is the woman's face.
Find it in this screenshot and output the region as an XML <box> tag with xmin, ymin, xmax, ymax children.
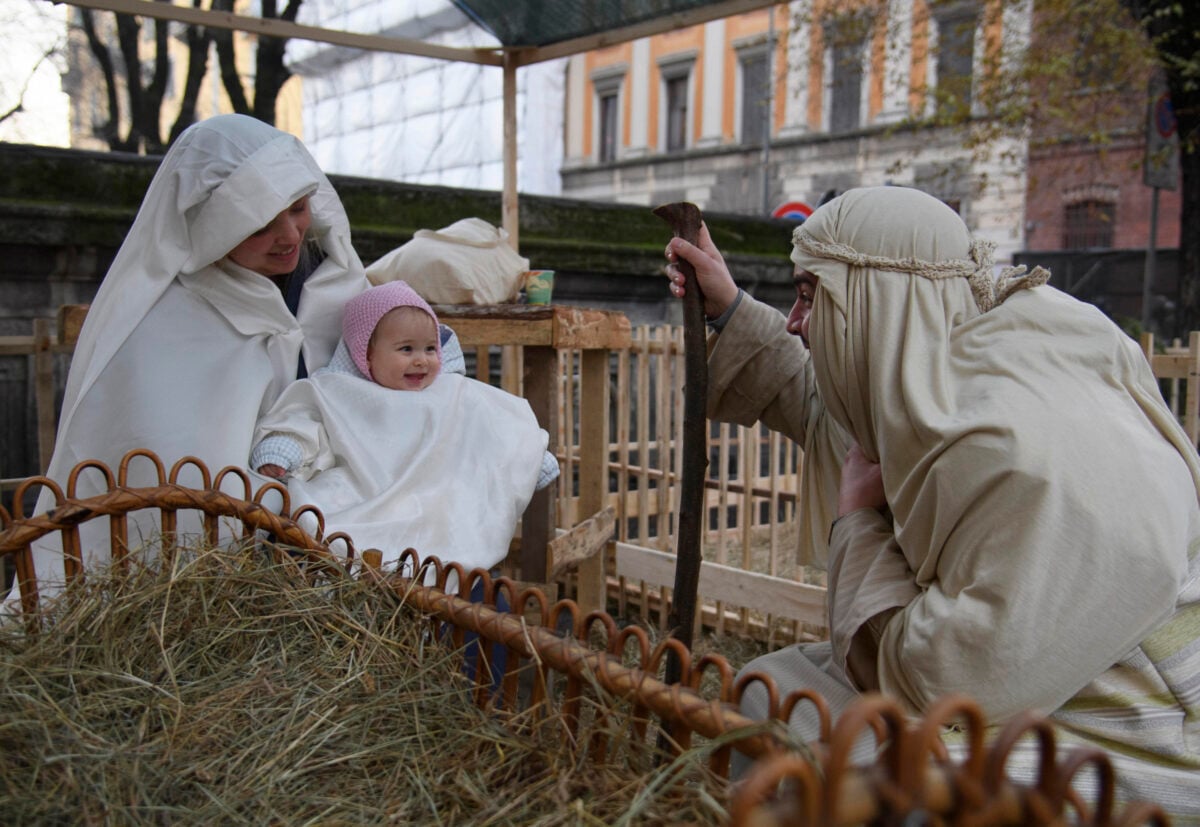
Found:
<box><xmin>227</xmin><ymin>197</ymin><xmax>312</xmax><ymax>277</ymax></box>
<box><xmin>785</xmin><ymin>267</ymin><xmax>818</xmax><ymax>349</ymax></box>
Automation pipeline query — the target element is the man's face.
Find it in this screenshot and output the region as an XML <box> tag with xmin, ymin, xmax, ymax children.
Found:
<box><xmin>786</xmin><ymin>268</ymin><xmax>818</xmax><ymax>349</ymax></box>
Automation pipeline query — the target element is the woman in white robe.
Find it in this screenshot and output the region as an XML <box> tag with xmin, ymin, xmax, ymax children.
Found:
<box><xmin>666</xmin><ymin>186</ymin><xmax>1200</xmax><ymax>816</ymax></box>
<box><xmin>8</xmin><ymin>114</ymin><xmax>368</xmax><ymax>605</ymax></box>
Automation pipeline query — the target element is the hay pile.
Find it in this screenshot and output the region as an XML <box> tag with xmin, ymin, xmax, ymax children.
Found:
<box><xmin>0</xmin><ymin>545</ymin><xmax>729</xmax><ymax>825</ymax></box>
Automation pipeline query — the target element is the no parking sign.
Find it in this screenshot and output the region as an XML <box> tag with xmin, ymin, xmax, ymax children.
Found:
<box><xmin>1144</xmin><ymin>75</ymin><xmax>1179</xmax><ymax>190</ymax></box>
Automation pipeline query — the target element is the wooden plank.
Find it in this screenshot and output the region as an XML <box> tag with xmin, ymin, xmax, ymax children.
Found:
<box><xmin>615</xmin><ymin>345</ymin><xmax>631</xmax><ymax>617</ymax></box>
<box><xmin>614</xmin><ymin>541</ymin><xmax>827</xmax><ymax>627</ymax></box>
<box><xmin>1185</xmin><ymin>331</ymin><xmax>1200</xmax><ymax>445</ymax></box>
<box><xmin>560</xmin><ymin>349</ymin><xmax>576</xmax><ymax>528</ymax></box>
<box><xmin>502</xmin><ymin>52</ymin><xmax>520</xmax><ymax>251</ymax></box>
<box><xmin>636</xmin><ymin>329</ymin><xmax>651</xmax><ymax>545</ymax></box>
<box><xmin>520</xmin><ymin>345</ymin><xmax>558</xmax><ymax>582</ymax></box>
<box><xmin>655</xmin><ymin>328</ymin><xmax>672</xmax><ymax>551</ymax></box>
<box><xmin>473</xmin><ymin>345</ymin><xmax>490</xmax><ymax>383</ymax></box>
<box><xmin>575</xmin><ymin>349</ymin><xmax>610</xmax><ymax>613</ymax></box>
<box><xmin>1151</xmin><ymin>353</ymin><xmax>1193</xmax><ymax>379</ymax></box>
<box><xmin>548</xmin><ymin>505</ymin><xmax>616</xmax><ymax>580</ymax></box>
<box><xmin>552</xmin><ymin>306</ymin><xmax>632</xmax><ymax>350</ymax></box>
<box><xmin>33</xmin><ymin>319</ymin><xmax>55</xmax><ymax>474</ymax></box>
<box><xmin>66</xmin><ymin>0</ymin><xmax>505</xmax><ymax>65</ymax></box>
<box><xmin>433</xmin><ymin>305</ymin><xmax>631</xmax><ymax>350</ymax></box>
<box><xmin>768</xmin><ymin>429</ymin><xmax>780</xmax><ymax>576</ymax></box>
<box><xmin>57</xmin><ymin>305</ymin><xmax>89</xmax><ymax>346</ymax></box>
<box><xmin>615</xmin><ymin>346</ymin><xmax>631</xmax><ymax>544</ymax></box>
<box><xmin>439</xmin><ymin>314</ymin><xmax>555</xmax><ymax>347</ymax></box>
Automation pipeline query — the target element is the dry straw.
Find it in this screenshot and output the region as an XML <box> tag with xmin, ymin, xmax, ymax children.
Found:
<box><xmin>0</xmin><ymin>542</ymin><xmax>730</xmax><ymax>825</ymax></box>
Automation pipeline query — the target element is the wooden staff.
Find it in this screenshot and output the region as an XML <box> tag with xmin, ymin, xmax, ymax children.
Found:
<box><xmin>653</xmin><ymin>202</ymin><xmax>708</xmax><ymax>686</ymax></box>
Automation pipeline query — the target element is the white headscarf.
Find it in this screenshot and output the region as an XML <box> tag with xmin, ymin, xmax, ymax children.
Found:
<box><xmin>794</xmin><ymin>186</ymin><xmax>1200</xmax><ymax>716</ymax></box>
<box><xmin>61</xmin><ymin>114</ymin><xmax>364</xmax><ymax>432</ymax></box>
<box><xmin>12</xmin><ymin>115</ymin><xmax>367</xmax><ymax>602</ymax></box>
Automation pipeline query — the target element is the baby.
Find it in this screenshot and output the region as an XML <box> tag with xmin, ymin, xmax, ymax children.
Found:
<box><xmin>251</xmin><ymin>280</ymin><xmax>557</xmax><ymax>573</ymax></box>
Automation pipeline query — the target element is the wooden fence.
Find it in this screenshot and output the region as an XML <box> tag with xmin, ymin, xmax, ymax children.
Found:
<box><xmin>478</xmin><ymin>323</ymin><xmax>1200</xmax><ymax>647</ymax></box>
<box><xmin>6</xmin><ymin>310</ymin><xmax>1200</xmax><ymax>649</ymax></box>
<box><xmin>1141</xmin><ymin>331</ymin><xmax>1200</xmax><ymax>444</ymax></box>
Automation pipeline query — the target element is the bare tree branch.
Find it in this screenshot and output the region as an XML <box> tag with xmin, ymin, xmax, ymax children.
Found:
<box><xmin>0</xmin><ymin>45</ymin><xmax>56</xmax><ymax>127</ymax></box>
<box><xmin>80</xmin><ymin>8</ymin><xmax>124</xmax><ymax>149</ymax></box>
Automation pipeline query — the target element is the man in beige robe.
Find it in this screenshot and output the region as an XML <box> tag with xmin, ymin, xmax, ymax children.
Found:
<box><xmin>666</xmin><ymin>187</ymin><xmax>1200</xmax><ymax>818</ymax></box>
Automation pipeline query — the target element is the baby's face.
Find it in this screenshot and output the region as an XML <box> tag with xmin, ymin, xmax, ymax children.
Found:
<box><xmin>366</xmin><ymin>307</ymin><xmax>440</xmax><ymax>391</ymax></box>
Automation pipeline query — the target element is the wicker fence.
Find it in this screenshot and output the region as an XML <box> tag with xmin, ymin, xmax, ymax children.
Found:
<box><xmin>0</xmin><ymin>465</ymin><xmax>1173</xmax><ymax>825</ymax></box>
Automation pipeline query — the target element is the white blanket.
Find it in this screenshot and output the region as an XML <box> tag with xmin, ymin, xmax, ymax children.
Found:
<box><xmin>254</xmin><ymin>370</ymin><xmax>546</xmax><ymax>574</ymax></box>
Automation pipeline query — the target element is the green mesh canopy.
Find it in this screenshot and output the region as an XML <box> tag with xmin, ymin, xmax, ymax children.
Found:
<box><xmin>451</xmin><ymin>0</ymin><xmax>763</xmax><ymax>48</ymax></box>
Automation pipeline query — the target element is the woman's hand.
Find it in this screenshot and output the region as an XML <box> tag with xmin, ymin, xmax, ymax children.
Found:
<box><xmin>258</xmin><ymin>463</ymin><xmax>288</xmax><ymax>479</ymax></box>
<box><xmin>837</xmin><ymin>443</ymin><xmax>886</xmax><ymax>517</ymax></box>
<box><xmin>664</xmin><ymin>221</ymin><xmax>741</xmax><ymax>319</ymax></box>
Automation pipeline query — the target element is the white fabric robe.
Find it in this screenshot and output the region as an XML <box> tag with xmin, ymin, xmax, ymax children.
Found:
<box><xmin>252</xmin><ymin>369</ymin><xmax>547</xmax><ymax>574</ymax></box>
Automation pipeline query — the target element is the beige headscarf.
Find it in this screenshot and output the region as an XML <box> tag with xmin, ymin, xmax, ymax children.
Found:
<box><xmin>793</xmin><ymin>186</ymin><xmax>1200</xmax><ymax>717</ymax></box>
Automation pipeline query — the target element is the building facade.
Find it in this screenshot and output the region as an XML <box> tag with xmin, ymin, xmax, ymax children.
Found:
<box><xmin>285</xmin><ymin>0</ymin><xmax>565</xmax><ymax>195</ymax></box>
<box><xmin>560</xmin><ymin>1</ymin><xmax>1031</xmax><ymax>264</ymax></box>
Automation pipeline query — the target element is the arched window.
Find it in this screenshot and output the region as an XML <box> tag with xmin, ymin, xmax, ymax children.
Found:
<box><xmin>1063</xmin><ymin>199</ymin><xmax>1115</xmax><ymax>249</ymax></box>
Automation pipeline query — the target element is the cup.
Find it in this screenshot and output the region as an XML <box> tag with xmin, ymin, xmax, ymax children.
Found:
<box><xmin>523</xmin><ymin>270</ymin><xmax>555</xmax><ymax>305</ymax></box>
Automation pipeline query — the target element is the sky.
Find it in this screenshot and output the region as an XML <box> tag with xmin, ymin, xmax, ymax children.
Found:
<box><xmin>0</xmin><ymin>0</ymin><xmax>69</xmax><ymax>147</ymax></box>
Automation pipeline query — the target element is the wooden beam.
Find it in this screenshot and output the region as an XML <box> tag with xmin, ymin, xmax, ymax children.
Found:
<box><xmin>575</xmin><ymin>349</ymin><xmax>609</xmax><ymax>613</ymax></box>
<box><xmin>615</xmin><ymin>541</ymin><xmax>827</xmax><ymax>627</ymax></box>
<box><xmin>63</xmin><ymin>0</ymin><xmax>504</xmax><ymax>66</ymax></box>
<box><xmin>502</xmin><ymin>51</ymin><xmax>520</xmax><ymax>250</ymax></box>
<box><xmin>33</xmin><ymin>319</ymin><xmax>55</xmax><ymax>475</ymax></box>
<box><xmin>520</xmin><ymin>346</ymin><xmax>558</xmax><ymax>582</ymax></box>
<box><xmin>57</xmin><ymin>305</ymin><xmax>89</xmax><ymax>346</ymax></box>
<box><xmin>548</xmin><ymin>505</ymin><xmax>615</xmax><ymax>581</ymax></box>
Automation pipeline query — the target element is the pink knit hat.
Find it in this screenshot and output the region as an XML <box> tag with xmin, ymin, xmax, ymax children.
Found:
<box><xmin>343</xmin><ymin>280</ymin><xmax>440</xmax><ymax>379</ymax></box>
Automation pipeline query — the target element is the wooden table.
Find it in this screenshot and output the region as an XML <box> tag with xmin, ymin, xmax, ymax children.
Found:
<box><xmin>433</xmin><ymin>304</ymin><xmax>631</xmax><ymax>610</ymax></box>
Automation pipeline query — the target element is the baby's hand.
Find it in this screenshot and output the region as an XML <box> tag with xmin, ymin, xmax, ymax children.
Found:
<box><xmin>258</xmin><ymin>464</ymin><xmax>288</xmax><ymax>479</ymax></box>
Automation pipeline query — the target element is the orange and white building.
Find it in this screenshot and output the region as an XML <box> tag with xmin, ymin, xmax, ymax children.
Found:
<box><xmin>561</xmin><ymin>1</ymin><xmax>1031</xmax><ymax>264</ymax></box>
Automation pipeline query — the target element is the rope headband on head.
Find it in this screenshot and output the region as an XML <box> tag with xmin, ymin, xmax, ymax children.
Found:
<box><xmin>792</xmin><ymin>229</ymin><xmax>1050</xmax><ymax>313</ymax></box>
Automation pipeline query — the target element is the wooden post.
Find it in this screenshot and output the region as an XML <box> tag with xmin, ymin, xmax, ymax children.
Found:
<box><xmin>502</xmin><ymin>50</ymin><xmax>519</xmax><ymax>251</ymax></box>
<box><xmin>576</xmin><ymin>348</ymin><xmax>609</xmax><ymax>613</ymax></box>
<box><xmin>33</xmin><ymin>318</ymin><xmax>56</xmax><ymax>474</ymax></box>
<box><xmin>521</xmin><ymin>345</ymin><xmax>558</xmax><ymax>582</ymax></box>
<box><xmin>1186</xmin><ymin>330</ymin><xmax>1200</xmax><ymax>445</ymax></box>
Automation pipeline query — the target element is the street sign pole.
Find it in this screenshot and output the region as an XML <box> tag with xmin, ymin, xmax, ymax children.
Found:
<box><xmin>1142</xmin><ymin>186</ymin><xmax>1159</xmax><ymax>330</ymax></box>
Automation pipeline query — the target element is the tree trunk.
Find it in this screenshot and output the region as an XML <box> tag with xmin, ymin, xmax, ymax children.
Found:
<box><xmin>170</xmin><ymin>17</ymin><xmax>213</xmax><ymax>145</ymax></box>
<box><xmin>79</xmin><ymin>9</ymin><xmax>125</xmax><ymax>150</ymax></box>
<box><xmin>1122</xmin><ymin>0</ymin><xmax>1199</xmax><ymax>334</ymax></box>
<box><xmin>114</xmin><ymin>13</ymin><xmax>144</xmax><ymax>150</ymax></box>
<box><xmin>253</xmin><ymin>0</ymin><xmax>302</xmax><ymax>126</ymax></box>
<box><xmin>210</xmin><ymin>0</ymin><xmax>251</xmax><ymax>116</ymax></box>
<box><xmin>138</xmin><ymin>10</ymin><xmax>171</xmax><ymax>154</ymax></box>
